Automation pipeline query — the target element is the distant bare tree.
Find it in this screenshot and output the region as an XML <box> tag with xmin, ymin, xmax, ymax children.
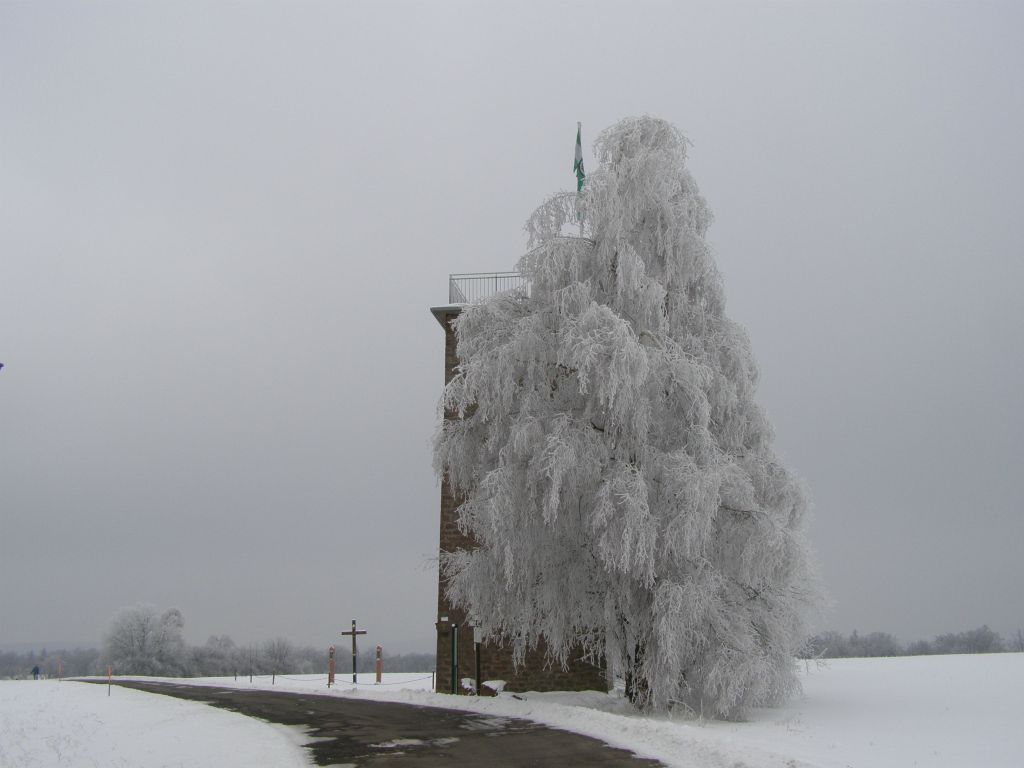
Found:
<box><xmin>354</xmin><ymin>649</ymin><xmax>435</xmax><ymax>673</ymax></box>
<box><xmin>263</xmin><ymin>637</ymin><xmax>294</xmax><ymax>673</ymax></box>
<box><xmin>803</xmin><ymin>631</ymin><xmax>848</xmax><ymax>658</ymax></box>
<box><xmin>191</xmin><ymin>635</ymin><xmax>237</xmax><ymax>676</ymax></box>
<box><xmin>932</xmin><ymin>625</ymin><xmax>1004</xmax><ymax>655</ymax></box>
<box><xmin>905</xmin><ymin>639</ymin><xmax>932</xmax><ymax>656</ymax></box>
<box><xmin>804</xmin><ymin>630</ymin><xmax>903</xmax><ymax>658</ymax></box>
<box><xmin>104</xmin><ymin>604</ymin><xmax>188</xmax><ymax>675</ymax></box>
<box><xmin>856</xmin><ymin>632</ymin><xmax>903</xmax><ymax>657</ymax></box>
<box><xmin>237</xmin><ymin>644</ymin><xmax>262</xmax><ymax>678</ymax></box>
<box><xmin>1012</xmin><ymin>628</ymin><xmax>1024</xmax><ymax>653</ymax></box>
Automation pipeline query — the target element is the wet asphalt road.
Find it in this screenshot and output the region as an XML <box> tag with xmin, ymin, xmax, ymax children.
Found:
<box><xmin>91</xmin><ymin>680</ymin><xmax>664</xmax><ymax>766</ymax></box>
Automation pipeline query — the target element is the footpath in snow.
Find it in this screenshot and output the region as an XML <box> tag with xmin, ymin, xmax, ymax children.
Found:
<box><xmin>2</xmin><ymin>653</ymin><xmax>1022</xmax><ymax>767</ymax></box>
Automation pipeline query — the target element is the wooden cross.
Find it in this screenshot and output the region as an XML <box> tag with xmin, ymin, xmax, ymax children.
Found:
<box><xmin>340</xmin><ymin>619</ymin><xmax>367</xmax><ymax>683</ymax></box>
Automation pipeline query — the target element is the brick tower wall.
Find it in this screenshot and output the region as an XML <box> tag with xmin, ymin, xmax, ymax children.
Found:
<box><xmin>432</xmin><ymin>307</ymin><xmax>606</xmax><ymax>694</ymax></box>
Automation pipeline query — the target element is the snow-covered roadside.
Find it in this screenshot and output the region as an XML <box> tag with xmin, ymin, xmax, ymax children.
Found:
<box><xmin>0</xmin><ymin>679</ymin><xmax>311</xmax><ymax>768</ymax></box>
<box><xmin>131</xmin><ymin>653</ymin><xmax>1024</xmax><ymax>768</ymax></box>
<box><xmin>8</xmin><ymin>654</ymin><xmax>1022</xmax><ymax>767</ymax></box>
<box><xmin>111</xmin><ymin>673</ymin><xmax>799</xmax><ymax>768</ymax></box>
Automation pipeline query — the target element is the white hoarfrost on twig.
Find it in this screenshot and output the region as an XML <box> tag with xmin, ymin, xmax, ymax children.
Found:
<box><xmin>434</xmin><ymin>116</ymin><xmax>822</xmax><ymax>717</ymax></box>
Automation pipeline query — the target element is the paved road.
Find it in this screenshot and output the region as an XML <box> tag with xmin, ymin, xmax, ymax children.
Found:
<box><xmin>96</xmin><ymin>680</ymin><xmax>663</xmax><ymax>766</ymax></box>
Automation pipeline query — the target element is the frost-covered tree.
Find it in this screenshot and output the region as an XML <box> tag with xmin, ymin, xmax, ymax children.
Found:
<box><xmin>104</xmin><ymin>604</ymin><xmax>188</xmax><ymax>675</ymax></box>
<box><xmin>435</xmin><ymin>116</ymin><xmax>821</xmax><ymax>717</ymax></box>
<box><xmin>263</xmin><ymin>637</ymin><xmax>294</xmax><ymax>673</ymax></box>
<box><xmin>191</xmin><ymin>634</ymin><xmax>238</xmax><ymax>676</ymax></box>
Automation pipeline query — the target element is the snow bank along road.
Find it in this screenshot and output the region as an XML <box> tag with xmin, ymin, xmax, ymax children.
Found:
<box><xmin>94</xmin><ymin>679</ymin><xmax>663</xmax><ymax>766</ymax></box>
<box><xmin>5</xmin><ymin>655</ymin><xmax>1022</xmax><ymax>767</ymax></box>
<box><xmin>0</xmin><ymin>679</ymin><xmax>310</xmax><ymax>767</ymax></box>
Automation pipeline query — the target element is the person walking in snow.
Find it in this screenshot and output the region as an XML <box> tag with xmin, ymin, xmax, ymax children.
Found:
<box><xmin>31</xmin><ymin>665</ymin><xmax>39</xmax><ymax>680</ymax></box>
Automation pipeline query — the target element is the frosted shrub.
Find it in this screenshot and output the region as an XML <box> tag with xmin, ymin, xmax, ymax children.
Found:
<box><xmin>435</xmin><ymin>116</ymin><xmax>821</xmax><ymax>717</ymax></box>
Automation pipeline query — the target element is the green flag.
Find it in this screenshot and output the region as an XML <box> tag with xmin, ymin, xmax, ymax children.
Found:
<box><xmin>573</xmin><ymin>122</ymin><xmax>585</xmax><ymax>192</ymax></box>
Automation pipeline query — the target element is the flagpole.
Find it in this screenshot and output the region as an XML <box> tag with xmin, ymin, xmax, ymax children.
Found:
<box><xmin>577</xmin><ymin>121</ymin><xmax>584</xmax><ymax>238</ymax></box>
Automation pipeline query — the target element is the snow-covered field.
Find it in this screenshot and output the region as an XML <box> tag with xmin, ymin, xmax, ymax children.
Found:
<box><xmin>2</xmin><ymin>654</ymin><xmax>1021</xmax><ymax>767</ymax></box>
<box><xmin>0</xmin><ymin>677</ymin><xmax>309</xmax><ymax>767</ymax></box>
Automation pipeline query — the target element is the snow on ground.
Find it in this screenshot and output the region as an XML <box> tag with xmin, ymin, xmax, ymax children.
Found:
<box><xmin>721</xmin><ymin>653</ymin><xmax>1024</xmax><ymax>768</ymax></box>
<box><xmin>0</xmin><ymin>679</ymin><xmax>310</xmax><ymax>767</ymax></box>
<box><xmin>5</xmin><ymin>654</ymin><xmax>1023</xmax><ymax>767</ymax></box>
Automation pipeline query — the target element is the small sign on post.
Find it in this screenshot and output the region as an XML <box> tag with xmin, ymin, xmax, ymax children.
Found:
<box><xmin>450</xmin><ymin>623</ymin><xmax>459</xmax><ymax>695</ymax></box>
<box><xmin>328</xmin><ymin>646</ymin><xmax>336</xmax><ymax>688</ymax></box>
<box><xmin>473</xmin><ymin>626</ymin><xmax>482</xmax><ymax>697</ymax></box>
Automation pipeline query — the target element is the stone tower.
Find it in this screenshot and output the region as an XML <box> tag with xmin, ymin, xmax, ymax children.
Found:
<box><xmin>430</xmin><ymin>274</ymin><xmax>607</xmax><ymax>695</ymax></box>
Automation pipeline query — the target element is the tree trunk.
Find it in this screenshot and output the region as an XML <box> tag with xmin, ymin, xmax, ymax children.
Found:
<box><xmin>624</xmin><ymin>642</ymin><xmax>649</xmax><ymax>708</ymax></box>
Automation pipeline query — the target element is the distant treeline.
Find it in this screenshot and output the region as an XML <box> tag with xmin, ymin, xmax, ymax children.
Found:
<box><xmin>803</xmin><ymin>625</ymin><xmax>1024</xmax><ymax>659</ymax></box>
<box><xmin>0</xmin><ymin>640</ymin><xmax>435</xmax><ymax>680</ymax></box>
<box><xmin>1</xmin><ymin>604</ymin><xmax>435</xmax><ymax>680</ymax></box>
<box><xmin>0</xmin><ymin>646</ymin><xmax>102</xmax><ymax>679</ymax></box>
<box><xmin>7</xmin><ymin>611</ymin><xmax>1021</xmax><ymax>679</ymax></box>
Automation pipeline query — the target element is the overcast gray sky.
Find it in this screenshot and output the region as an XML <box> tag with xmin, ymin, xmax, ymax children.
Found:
<box><xmin>2</xmin><ymin>0</ymin><xmax>1022</xmax><ymax>654</ymax></box>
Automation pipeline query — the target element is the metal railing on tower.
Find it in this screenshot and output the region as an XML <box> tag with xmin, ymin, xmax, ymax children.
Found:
<box><xmin>448</xmin><ymin>272</ymin><xmax>528</xmax><ymax>304</ymax></box>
